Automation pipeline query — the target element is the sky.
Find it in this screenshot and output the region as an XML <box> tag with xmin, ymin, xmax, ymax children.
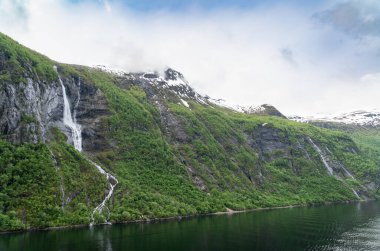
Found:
<box><xmin>0</xmin><ymin>0</ymin><xmax>380</xmax><ymax>116</ymax></box>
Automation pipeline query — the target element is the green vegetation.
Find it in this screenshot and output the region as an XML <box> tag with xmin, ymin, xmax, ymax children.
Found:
<box><xmin>0</xmin><ymin>32</ymin><xmax>57</xmax><ymax>84</ymax></box>
<box><xmin>0</xmin><ymin>139</ymin><xmax>59</xmax><ymax>230</ymax></box>
<box><xmin>75</xmin><ymin>68</ymin><xmax>369</xmax><ymax>224</ymax></box>
<box><xmin>309</xmin><ymin>122</ymin><xmax>380</xmax><ymax>195</ymax></box>
<box><xmin>350</xmin><ymin>129</ymin><xmax>380</xmax><ymax>187</ymax></box>
<box><xmin>0</xmin><ymin>129</ymin><xmax>108</xmax><ymax>231</ymax></box>
<box><xmin>352</xmin><ymin>129</ymin><xmax>380</xmax><ymax>160</ymax></box>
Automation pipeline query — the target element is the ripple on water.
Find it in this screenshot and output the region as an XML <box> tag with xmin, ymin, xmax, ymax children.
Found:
<box><xmin>329</xmin><ymin>218</ymin><xmax>380</xmax><ymax>251</ymax></box>
<box><xmin>2</xmin><ymin>201</ymin><xmax>380</xmax><ymax>251</ymax></box>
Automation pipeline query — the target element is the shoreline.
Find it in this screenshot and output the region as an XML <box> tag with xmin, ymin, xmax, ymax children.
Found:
<box><xmin>0</xmin><ymin>199</ymin><xmax>373</xmax><ymax>235</ymax></box>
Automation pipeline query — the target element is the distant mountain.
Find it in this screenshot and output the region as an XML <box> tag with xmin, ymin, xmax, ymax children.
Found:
<box><xmin>289</xmin><ymin>110</ymin><xmax>380</xmax><ymax>128</ymax></box>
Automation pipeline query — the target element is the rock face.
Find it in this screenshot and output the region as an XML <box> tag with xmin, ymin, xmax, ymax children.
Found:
<box><xmin>75</xmin><ymin>78</ymin><xmax>111</xmax><ymax>152</ymax></box>
<box><xmin>0</xmin><ymin>76</ymin><xmax>63</xmax><ymax>144</ymax></box>
<box><xmin>0</xmin><ymin>66</ymin><xmax>110</xmax><ymax>152</ymax></box>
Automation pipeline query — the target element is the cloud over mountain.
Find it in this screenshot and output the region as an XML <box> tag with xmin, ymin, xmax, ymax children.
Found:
<box><xmin>0</xmin><ymin>0</ymin><xmax>379</xmax><ymax>115</ymax></box>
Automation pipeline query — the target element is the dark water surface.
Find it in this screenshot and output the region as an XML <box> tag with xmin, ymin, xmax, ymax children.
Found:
<box><xmin>1</xmin><ymin>201</ymin><xmax>380</xmax><ymax>251</ymax></box>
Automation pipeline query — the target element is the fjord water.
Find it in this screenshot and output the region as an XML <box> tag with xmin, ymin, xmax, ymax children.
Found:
<box><xmin>1</xmin><ymin>201</ymin><xmax>380</xmax><ymax>251</ymax></box>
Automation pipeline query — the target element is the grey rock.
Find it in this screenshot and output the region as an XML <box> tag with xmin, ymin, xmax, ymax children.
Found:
<box><xmin>0</xmin><ymin>66</ymin><xmax>111</xmax><ymax>152</ymax></box>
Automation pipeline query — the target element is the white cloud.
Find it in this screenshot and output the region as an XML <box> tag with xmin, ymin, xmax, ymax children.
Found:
<box><xmin>0</xmin><ymin>0</ymin><xmax>379</xmax><ymax>116</ymax></box>
<box><xmin>360</xmin><ymin>72</ymin><xmax>380</xmax><ymax>83</ymax></box>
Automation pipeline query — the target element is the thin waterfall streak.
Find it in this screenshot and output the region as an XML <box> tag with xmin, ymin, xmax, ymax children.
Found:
<box><xmin>73</xmin><ymin>78</ymin><xmax>81</xmax><ymax>124</ymax></box>
<box><xmin>341</xmin><ymin>165</ymin><xmax>356</xmax><ymax>180</ymax></box>
<box><xmin>352</xmin><ymin>189</ymin><xmax>361</xmax><ymax>200</ymax></box>
<box><xmin>308</xmin><ymin>137</ymin><xmax>361</xmax><ymax>200</ymax></box>
<box><xmin>48</xmin><ymin>146</ymin><xmax>66</xmax><ymax>209</ymax></box>
<box><xmin>308</xmin><ymin>137</ymin><xmax>334</xmax><ymax>176</ymax></box>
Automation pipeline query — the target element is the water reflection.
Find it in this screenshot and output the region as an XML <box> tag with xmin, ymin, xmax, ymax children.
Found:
<box><xmin>1</xmin><ymin>201</ymin><xmax>380</xmax><ymax>251</ymax></box>
<box><xmin>90</xmin><ymin>225</ymin><xmax>114</xmax><ymax>251</ymax></box>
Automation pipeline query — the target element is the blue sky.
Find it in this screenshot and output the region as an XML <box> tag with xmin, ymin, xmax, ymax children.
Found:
<box><xmin>68</xmin><ymin>0</ymin><xmax>323</xmax><ymax>11</ymax></box>
<box><xmin>0</xmin><ymin>0</ymin><xmax>380</xmax><ymax>115</ymax></box>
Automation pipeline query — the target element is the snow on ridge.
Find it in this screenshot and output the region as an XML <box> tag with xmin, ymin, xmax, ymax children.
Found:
<box><xmin>289</xmin><ymin>110</ymin><xmax>380</xmax><ymax>126</ymax></box>
<box><xmin>250</xmin><ymin>105</ymin><xmax>266</xmax><ymax>113</ymax></box>
<box><xmin>91</xmin><ymin>66</ymin><xmax>377</xmax><ymax>125</ymax></box>
<box><xmin>180</xmin><ymin>99</ymin><xmax>190</xmax><ymax>108</ymax></box>
<box><xmin>165</xmin><ymin>68</ymin><xmax>191</xmax><ymax>87</ymax></box>
<box><xmin>204</xmin><ymin>98</ymin><xmax>278</xmax><ymax>115</ymax></box>
<box><xmin>207</xmin><ymin>98</ymin><xmax>240</xmax><ymax>111</ymax></box>
<box><xmin>167</xmin><ymin>78</ymin><xmax>187</xmax><ymax>87</ymax></box>
<box><xmin>93</xmin><ymin>65</ymin><xmax>277</xmax><ymax>114</ymax></box>
<box><xmin>93</xmin><ymin>65</ymin><xmax>126</xmax><ymax>76</ymax></box>
<box><xmin>242</xmin><ymin>104</ymin><xmax>272</xmax><ymax>114</ymax></box>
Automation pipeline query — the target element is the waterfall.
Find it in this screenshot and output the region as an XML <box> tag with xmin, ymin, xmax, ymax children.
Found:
<box><xmin>308</xmin><ymin>137</ymin><xmax>361</xmax><ymax>200</ymax></box>
<box><xmin>307</xmin><ymin>138</ymin><xmax>334</xmax><ymax>176</ymax></box>
<box><xmin>55</xmin><ymin>66</ymin><xmax>118</xmax><ymax>224</ymax></box>
<box><xmin>351</xmin><ymin>189</ymin><xmax>361</xmax><ymax>200</ymax></box>
<box><xmin>340</xmin><ymin>165</ymin><xmax>356</xmax><ymax>180</ymax></box>
<box><xmin>89</xmin><ymin>160</ymin><xmax>118</xmax><ymax>224</ymax></box>
<box><xmin>59</xmin><ymin>75</ymin><xmax>82</xmax><ymax>151</ymax></box>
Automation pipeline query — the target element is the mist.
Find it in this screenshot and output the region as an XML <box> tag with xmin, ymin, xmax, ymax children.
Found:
<box><xmin>1</xmin><ymin>0</ymin><xmax>379</xmax><ymax>116</ymax></box>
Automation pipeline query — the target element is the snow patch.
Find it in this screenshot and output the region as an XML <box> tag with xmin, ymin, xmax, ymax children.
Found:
<box><xmin>207</xmin><ymin>97</ymin><xmax>243</xmax><ymax>112</ymax></box>
<box><xmin>289</xmin><ymin>110</ymin><xmax>380</xmax><ymax>127</ymax></box>
<box><xmin>93</xmin><ymin>65</ymin><xmax>126</xmax><ymax>76</ymax></box>
<box><xmin>181</xmin><ymin>99</ymin><xmax>190</xmax><ymax>108</ymax></box>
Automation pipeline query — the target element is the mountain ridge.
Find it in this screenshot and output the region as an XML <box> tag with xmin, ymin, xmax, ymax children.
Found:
<box><xmin>289</xmin><ymin>110</ymin><xmax>380</xmax><ymax>128</ymax></box>
<box><xmin>94</xmin><ymin>65</ymin><xmax>290</xmax><ymax>119</ymax></box>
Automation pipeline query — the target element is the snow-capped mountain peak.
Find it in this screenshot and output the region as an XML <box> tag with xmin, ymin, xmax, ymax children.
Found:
<box><xmin>93</xmin><ymin>65</ymin><xmax>285</xmax><ymax>117</ymax></box>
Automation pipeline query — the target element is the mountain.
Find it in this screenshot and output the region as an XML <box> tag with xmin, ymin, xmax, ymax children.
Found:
<box><xmin>1</xmin><ymin>32</ymin><xmax>380</xmax><ymax>232</ymax></box>
<box><xmin>240</xmin><ymin>104</ymin><xmax>286</xmax><ymax>118</ymax></box>
<box><xmin>289</xmin><ymin>110</ymin><xmax>380</xmax><ymax>128</ymax></box>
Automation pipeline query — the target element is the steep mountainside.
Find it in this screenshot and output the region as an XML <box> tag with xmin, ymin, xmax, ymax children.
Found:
<box><xmin>289</xmin><ymin>112</ymin><xmax>380</xmax><ymax>191</ymax></box>
<box><xmin>1</xmin><ymin>33</ymin><xmax>380</xmax><ymax>231</ymax></box>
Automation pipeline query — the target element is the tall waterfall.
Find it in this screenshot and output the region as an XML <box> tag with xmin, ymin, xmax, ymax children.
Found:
<box><xmin>55</xmin><ymin>66</ymin><xmax>118</xmax><ymax>224</ymax></box>
<box><xmin>59</xmin><ymin>76</ymin><xmax>82</xmax><ymax>151</ymax></box>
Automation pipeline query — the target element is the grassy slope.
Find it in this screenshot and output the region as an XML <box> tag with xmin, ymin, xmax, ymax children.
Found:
<box><xmin>0</xmin><ymin>33</ymin><xmax>57</xmax><ymax>84</ymax></box>
<box><xmin>0</xmin><ymin>129</ymin><xmax>108</xmax><ymax>231</ymax></box>
<box><xmin>350</xmin><ymin>129</ymin><xmax>380</xmax><ymax>180</ymax></box>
